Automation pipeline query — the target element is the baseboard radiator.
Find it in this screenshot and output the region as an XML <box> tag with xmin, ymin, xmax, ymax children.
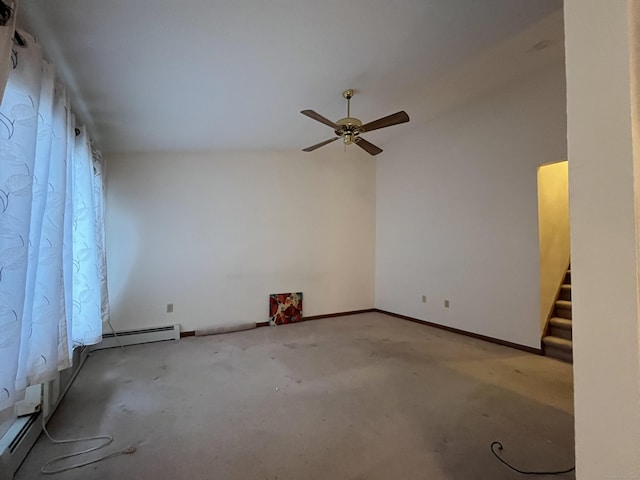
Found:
<box><xmin>0</xmin><ymin>346</ymin><xmax>90</xmax><ymax>480</ymax></box>
<box><xmin>92</xmin><ymin>324</ymin><xmax>180</xmax><ymax>350</ymax></box>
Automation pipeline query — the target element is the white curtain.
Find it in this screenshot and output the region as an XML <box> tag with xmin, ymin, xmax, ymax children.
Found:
<box><xmin>0</xmin><ymin>30</ymin><xmax>107</xmax><ymax>411</ymax></box>
<box><xmin>0</xmin><ymin>1</ymin><xmax>15</xmax><ymax>101</ymax></box>
<box><xmin>69</xmin><ymin>127</ymin><xmax>104</xmax><ymax>346</ymax></box>
<box><xmin>91</xmin><ymin>148</ymin><xmax>110</xmax><ymax>331</ymax></box>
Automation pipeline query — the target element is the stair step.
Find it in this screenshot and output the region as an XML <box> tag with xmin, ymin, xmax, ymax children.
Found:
<box><xmin>549</xmin><ymin>317</ymin><xmax>572</xmax><ymax>340</ymax></box>
<box><xmin>555</xmin><ymin>299</ymin><xmax>572</xmax><ymax>319</ymax></box>
<box><xmin>550</xmin><ymin>317</ymin><xmax>572</xmax><ymax>329</ymax></box>
<box><xmin>558</xmin><ymin>284</ymin><xmax>572</xmax><ymax>301</ymax></box>
<box><xmin>543</xmin><ymin>336</ymin><xmax>573</xmax><ymax>363</ymax></box>
<box><xmin>543</xmin><ymin>336</ymin><xmax>573</xmax><ymax>351</ymax></box>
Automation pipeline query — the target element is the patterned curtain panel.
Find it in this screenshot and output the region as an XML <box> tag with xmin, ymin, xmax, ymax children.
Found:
<box><xmin>91</xmin><ymin>149</ymin><xmax>111</xmax><ymax>331</ymax></box>
<box><xmin>0</xmin><ymin>1</ymin><xmax>15</xmax><ymax>102</ymax></box>
<box><xmin>69</xmin><ymin>127</ymin><xmax>103</xmax><ymax>346</ymax></box>
<box><xmin>0</xmin><ymin>30</ymin><xmax>107</xmax><ymax>411</ymax></box>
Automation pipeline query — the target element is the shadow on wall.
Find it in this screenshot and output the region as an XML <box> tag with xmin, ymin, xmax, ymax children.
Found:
<box><xmin>105</xmin><ymin>195</ymin><xmax>138</xmax><ymax>332</ymax></box>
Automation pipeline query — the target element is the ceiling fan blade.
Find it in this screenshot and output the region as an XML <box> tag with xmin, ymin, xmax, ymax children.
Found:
<box><xmin>302</xmin><ymin>137</ymin><xmax>339</xmax><ymax>152</ymax></box>
<box><xmin>355</xmin><ymin>137</ymin><xmax>383</xmax><ymax>156</ymax></box>
<box><xmin>361</xmin><ymin>111</ymin><xmax>410</xmax><ymax>133</ymax></box>
<box><xmin>301</xmin><ymin>110</ymin><xmax>340</xmax><ymax>130</ymax></box>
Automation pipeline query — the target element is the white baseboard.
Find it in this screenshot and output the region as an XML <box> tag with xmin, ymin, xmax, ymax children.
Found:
<box><xmin>92</xmin><ymin>324</ymin><xmax>180</xmax><ymax>350</ymax></box>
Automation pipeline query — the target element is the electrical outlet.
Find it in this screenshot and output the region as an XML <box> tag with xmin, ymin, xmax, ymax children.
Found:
<box><xmin>166</xmin><ymin>303</ymin><xmax>174</xmax><ymax>313</ymax></box>
<box><xmin>444</xmin><ymin>300</ymin><xmax>450</xmax><ymax>308</ymax></box>
<box><xmin>421</xmin><ymin>295</ymin><xmax>427</xmax><ymax>303</ymax></box>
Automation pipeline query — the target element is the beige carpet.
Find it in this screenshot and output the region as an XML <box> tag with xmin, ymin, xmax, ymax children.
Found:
<box><xmin>16</xmin><ymin>312</ymin><xmax>574</xmax><ymax>479</ymax></box>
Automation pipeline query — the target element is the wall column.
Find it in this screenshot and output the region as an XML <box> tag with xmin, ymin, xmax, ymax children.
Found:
<box><xmin>565</xmin><ymin>1</ymin><xmax>640</xmax><ymax>478</ymax></box>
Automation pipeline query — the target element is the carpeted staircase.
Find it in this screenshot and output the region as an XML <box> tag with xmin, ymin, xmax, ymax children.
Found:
<box><xmin>542</xmin><ymin>265</ymin><xmax>572</xmax><ymax>362</ymax></box>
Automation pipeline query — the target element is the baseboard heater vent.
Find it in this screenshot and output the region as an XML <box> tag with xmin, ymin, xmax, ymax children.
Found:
<box><xmin>92</xmin><ymin>324</ymin><xmax>180</xmax><ymax>350</ymax></box>
<box><xmin>6</xmin><ymin>413</ymin><xmax>39</xmax><ymax>454</ymax></box>
<box><xmin>0</xmin><ymin>412</ymin><xmax>42</xmax><ymax>480</ymax></box>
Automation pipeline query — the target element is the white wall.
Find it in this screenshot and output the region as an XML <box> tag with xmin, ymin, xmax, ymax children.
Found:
<box><xmin>565</xmin><ymin>1</ymin><xmax>640</xmax><ymax>478</ymax></box>
<box><xmin>375</xmin><ymin>64</ymin><xmax>567</xmax><ymax>348</ymax></box>
<box><xmin>105</xmin><ymin>149</ymin><xmax>376</xmax><ymax>332</ymax></box>
<box><xmin>537</xmin><ymin>161</ymin><xmax>570</xmax><ymax>328</ymax></box>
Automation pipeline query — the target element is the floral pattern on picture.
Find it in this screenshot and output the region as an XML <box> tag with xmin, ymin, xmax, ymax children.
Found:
<box><xmin>269</xmin><ymin>292</ymin><xmax>303</xmax><ymax>326</ymax></box>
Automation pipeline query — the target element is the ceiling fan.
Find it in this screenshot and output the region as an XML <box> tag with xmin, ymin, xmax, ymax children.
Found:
<box><xmin>301</xmin><ymin>90</ymin><xmax>410</xmax><ymax>156</ymax></box>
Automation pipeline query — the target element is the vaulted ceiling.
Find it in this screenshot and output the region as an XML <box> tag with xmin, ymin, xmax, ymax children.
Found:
<box><xmin>18</xmin><ymin>0</ymin><xmax>564</xmax><ymax>154</ymax></box>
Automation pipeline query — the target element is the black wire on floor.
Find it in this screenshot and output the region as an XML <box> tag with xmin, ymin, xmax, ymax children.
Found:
<box><xmin>491</xmin><ymin>441</ymin><xmax>575</xmax><ymax>476</ymax></box>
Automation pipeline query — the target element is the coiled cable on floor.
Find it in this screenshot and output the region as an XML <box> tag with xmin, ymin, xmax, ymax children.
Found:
<box><xmin>491</xmin><ymin>441</ymin><xmax>575</xmax><ymax>476</ymax></box>
<box><xmin>40</xmin><ymin>416</ymin><xmax>137</xmax><ymax>474</ymax></box>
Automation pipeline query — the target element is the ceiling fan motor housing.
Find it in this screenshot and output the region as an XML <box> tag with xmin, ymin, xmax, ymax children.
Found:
<box><xmin>335</xmin><ymin>117</ymin><xmax>362</xmax><ymax>144</ymax></box>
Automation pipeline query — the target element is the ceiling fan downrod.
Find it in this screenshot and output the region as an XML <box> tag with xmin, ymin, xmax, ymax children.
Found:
<box><xmin>343</xmin><ymin>90</ymin><xmax>354</xmax><ymax>145</ymax></box>
<box><xmin>338</xmin><ymin>89</ymin><xmax>360</xmax><ymax>145</ymax></box>
<box><xmin>344</xmin><ymin>89</ymin><xmax>353</xmax><ymax>118</ymax></box>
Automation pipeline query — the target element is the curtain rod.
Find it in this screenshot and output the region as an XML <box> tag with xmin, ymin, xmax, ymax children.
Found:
<box><xmin>0</xmin><ymin>2</ymin><xmax>95</xmax><ymax>146</ymax></box>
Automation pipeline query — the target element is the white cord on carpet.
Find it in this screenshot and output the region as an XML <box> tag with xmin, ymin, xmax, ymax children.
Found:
<box><xmin>40</xmin><ymin>416</ymin><xmax>137</xmax><ymax>475</ymax></box>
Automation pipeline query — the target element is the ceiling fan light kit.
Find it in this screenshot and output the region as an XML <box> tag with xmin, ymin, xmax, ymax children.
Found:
<box><xmin>301</xmin><ymin>90</ymin><xmax>410</xmax><ymax>156</ymax></box>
